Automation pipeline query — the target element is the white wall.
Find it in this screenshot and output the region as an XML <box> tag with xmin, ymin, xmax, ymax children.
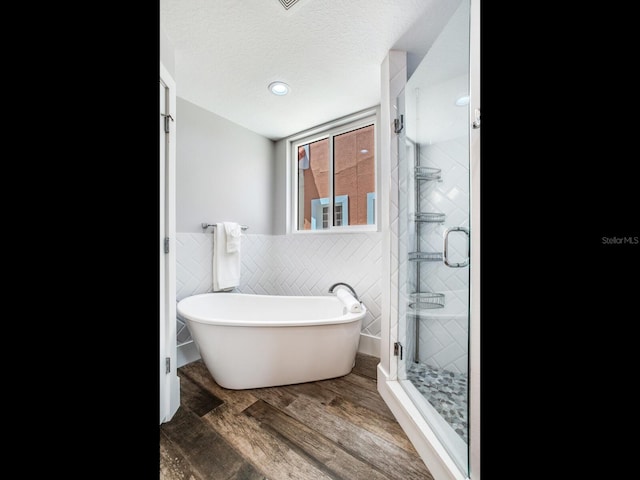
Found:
<box><xmin>273</xmin><ymin>139</ymin><xmax>287</xmax><ymax>235</ymax></box>
<box><xmin>160</xmin><ymin>26</ymin><xmax>175</xmax><ymax>77</ymax></box>
<box><xmin>176</xmin><ymin>97</ymin><xmax>276</xmax><ymax>234</ymax></box>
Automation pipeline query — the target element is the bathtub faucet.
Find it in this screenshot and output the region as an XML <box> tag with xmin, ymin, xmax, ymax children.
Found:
<box><xmin>328</xmin><ymin>282</ymin><xmax>360</xmax><ymax>302</ymax></box>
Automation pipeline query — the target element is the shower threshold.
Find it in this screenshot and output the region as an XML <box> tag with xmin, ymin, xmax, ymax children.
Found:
<box><xmin>406</xmin><ymin>363</ymin><xmax>468</xmax><ymax>444</ymax></box>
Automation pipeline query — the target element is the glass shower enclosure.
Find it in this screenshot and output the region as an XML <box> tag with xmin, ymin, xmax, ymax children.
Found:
<box><xmin>396</xmin><ymin>0</ymin><xmax>472</xmax><ymax>475</ymax></box>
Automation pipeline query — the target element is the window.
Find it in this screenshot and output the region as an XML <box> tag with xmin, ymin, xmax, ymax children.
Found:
<box><xmin>291</xmin><ymin>110</ymin><xmax>377</xmax><ymax>232</ymax></box>
<box><xmin>311</xmin><ymin>195</ymin><xmax>348</xmax><ymax>230</ymax></box>
<box><xmin>367</xmin><ymin>192</ymin><xmax>376</xmax><ymax>225</ymax></box>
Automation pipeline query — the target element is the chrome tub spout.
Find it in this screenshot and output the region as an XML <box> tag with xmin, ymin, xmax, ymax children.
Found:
<box><xmin>328</xmin><ymin>282</ymin><xmax>359</xmax><ymax>302</ymax></box>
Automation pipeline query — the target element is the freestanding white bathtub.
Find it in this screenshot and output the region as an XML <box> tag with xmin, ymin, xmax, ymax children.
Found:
<box><xmin>176</xmin><ymin>292</ymin><xmax>367</xmax><ymax>389</ymax></box>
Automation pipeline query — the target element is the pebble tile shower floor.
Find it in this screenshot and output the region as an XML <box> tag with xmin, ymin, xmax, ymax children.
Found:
<box><xmin>406</xmin><ymin>363</ymin><xmax>468</xmax><ymax>444</ymax></box>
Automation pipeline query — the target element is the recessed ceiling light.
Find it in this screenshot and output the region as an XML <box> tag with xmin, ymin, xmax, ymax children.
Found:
<box><xmin>360</xmin><ymin>149</ymin><xmax>369</xmax><ymax>154</ymax></box>
<box><xmin>455</xmin><ymin>95</ymin><xmax>469</xmax><ymax>106</ymax></box>
<box><xmin>269</xmin><ymin>81</ymin><xmax>290</xmax><ymax>96</ymax></box>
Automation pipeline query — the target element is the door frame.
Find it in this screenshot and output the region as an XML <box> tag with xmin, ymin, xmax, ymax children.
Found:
<box><xmin>468</xmin><ymin>0</ymin><xmax>480</xmax><ymax>475</ymax></box>
<box><xmin>160</xmin><ymin>62</ymin><xmax>179</xmax><ymax>424</ymax></box>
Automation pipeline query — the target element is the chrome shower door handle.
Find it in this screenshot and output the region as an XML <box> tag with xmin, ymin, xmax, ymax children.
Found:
<box><xmin>443</xmin><ymin>226</ymin><xmax>470</xmax><ymax>267</ymax></box>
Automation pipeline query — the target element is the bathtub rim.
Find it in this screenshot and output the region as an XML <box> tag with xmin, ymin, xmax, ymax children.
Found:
<box><xmin>177</xmin><ymin>292</ymin><xmax>367</xmax><ymax>327</ymax></box>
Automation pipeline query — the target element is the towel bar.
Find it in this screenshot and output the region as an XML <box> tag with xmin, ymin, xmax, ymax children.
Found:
<box><xmin>201</xmin><ymin>223</ymin><xmax>249</xmax><ymax>231</ymax></box>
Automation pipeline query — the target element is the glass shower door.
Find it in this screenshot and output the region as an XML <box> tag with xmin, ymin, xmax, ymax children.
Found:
<box><xmin>396</xmin><ymin>0</ymin><xmax>471</xmax><ymax>475</ymax></box>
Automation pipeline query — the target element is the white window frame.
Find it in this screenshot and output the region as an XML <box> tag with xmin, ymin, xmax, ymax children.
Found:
<box><xmin>311</xmin><ymin>195</ymin><xmax>349</xmax><ymax>229</ymax></box>
<box><xmin>286</xmin><ymin>106</ymin><xmax>379</xmax><ymax>234</ymax></box>
<box><xmin>367</xmin><ymin>192</ymin><xmax>376</xmax><ymax>225</ymax></box>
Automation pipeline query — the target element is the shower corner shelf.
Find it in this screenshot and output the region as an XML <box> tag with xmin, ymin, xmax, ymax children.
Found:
<box><xmin>415</xmin><ymin>166</ymin><xmax>442</xmax><ymax>181</ymax></box>
<box><xmin>414</xmin><ymin>212</ymin><xmax>446</xmax><ymax>223</ymax></box>
<box><xmin>409</xmin><ymin>292</ymin><xmax>445</xmax><ymax>310</ymax></box>
<box><xmin>409</xmin><ymin>251</ymin><xmax>443</xmax><ymax>262</ymax></box>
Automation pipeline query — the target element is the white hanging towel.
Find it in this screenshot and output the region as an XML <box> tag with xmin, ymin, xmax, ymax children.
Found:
<box><xmin>224</xmin><ymin>221</ymin><xmax>242</xmax><ymax>253</ymax></box>
<box><xmin>213</xmin><ymin>222</ymin><xmax>241</xmax><ymax>291</ymax></box>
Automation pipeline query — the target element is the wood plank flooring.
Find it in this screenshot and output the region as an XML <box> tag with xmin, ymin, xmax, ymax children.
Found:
<box><xmin>160</xmin><ymin>353</ymin><xmax>434</xmax><ymax>480</ymax></box>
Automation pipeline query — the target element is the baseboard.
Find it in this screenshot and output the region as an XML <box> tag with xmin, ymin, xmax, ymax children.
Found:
<box><xmin>177</xmin><ymin>341</ymin><xmax>200</xmax><ymax>368</ymax></box>
<box><xmin>357</xmin><ymin>333</ymin><xmax>380</xmax><ymax>356</ymax></box>
<box><xmin>377</xmin><ymin>365</ymin><xmax>467</xmax><ymax>480</ymax></box>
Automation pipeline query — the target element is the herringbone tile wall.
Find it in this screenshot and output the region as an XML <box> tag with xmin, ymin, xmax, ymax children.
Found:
<box><xmin>176</xmin><ymin>232</ymin><xmax>383</xmax><ymax>337</ymax></box>
<box><xmin>397</xmin><ymin>135</ymin><xmax>470</xmax><ymax>374</ymax></box>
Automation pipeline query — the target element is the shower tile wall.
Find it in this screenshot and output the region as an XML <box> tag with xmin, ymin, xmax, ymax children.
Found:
<box><xmin>401</xmin><ymin>137</ymin><xmax>469</xmax><ymax>374</ymax></box>
<box><xmin>418</xmin><ymin>138</ymin><xmax>470</xmax><ymax>302</ymax></box>
<box><xmin>418</xmin><ymin>138</ymin><xmax>469</xmax><ymax>373</ymax></box>
<box><xmin>176</xmin><ymin>232</ymin><xmax>382</xmax><ymax>337</ymax></box>
<box><xmin>397</xmin><ymin>132</ymin><xmax>411</xmax><ymax>371</ymax></box>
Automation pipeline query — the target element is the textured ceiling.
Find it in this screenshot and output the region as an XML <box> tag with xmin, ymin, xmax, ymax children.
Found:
<box><xmin>160</xmin><ymin>0</ymin><xmax>455</xmax><ymax>141</ymax></box>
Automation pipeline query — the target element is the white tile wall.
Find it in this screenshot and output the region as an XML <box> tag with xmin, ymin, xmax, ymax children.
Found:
<box><xmin>398</xmin><ymin>136</ymin><xmax>470</xmax><ymax>373</ymax></box>
<box><xmin>396</xmin><ymin>127</ymin><xmax>411</xmax><ymax>374</ymax></box>
<box><xmin>418</xmin><ymin>138</ymin><xmax>470</xmax><ymax>294</ymax></box>
<box><xmin>388</xmin><ymin>52</ymin><xmax>406</xmax><ymax>380</ymax></box>
<box><xmin>176</xmin><ymin>232</ymin><xmax>383</xmax><ymax>337</ymax></box>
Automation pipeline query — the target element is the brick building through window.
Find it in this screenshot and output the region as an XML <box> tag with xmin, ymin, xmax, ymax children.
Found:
<box><xmin>297</xmin><ymin>124</ymin><xmax>375</xmax><ymax>230</ymax></box>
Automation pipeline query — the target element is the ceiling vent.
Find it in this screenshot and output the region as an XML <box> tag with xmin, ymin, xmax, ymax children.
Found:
<box><xmin>278</xmin><ymin>0</ymin><xmax>300</xmax><ymax>10</ymax></box>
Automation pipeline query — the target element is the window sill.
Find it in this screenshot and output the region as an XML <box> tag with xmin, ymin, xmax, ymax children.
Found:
<box><xmin>290</xmin><ymin>225</ymin><xmax>378</xmax><ymax>235</ymax></box>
